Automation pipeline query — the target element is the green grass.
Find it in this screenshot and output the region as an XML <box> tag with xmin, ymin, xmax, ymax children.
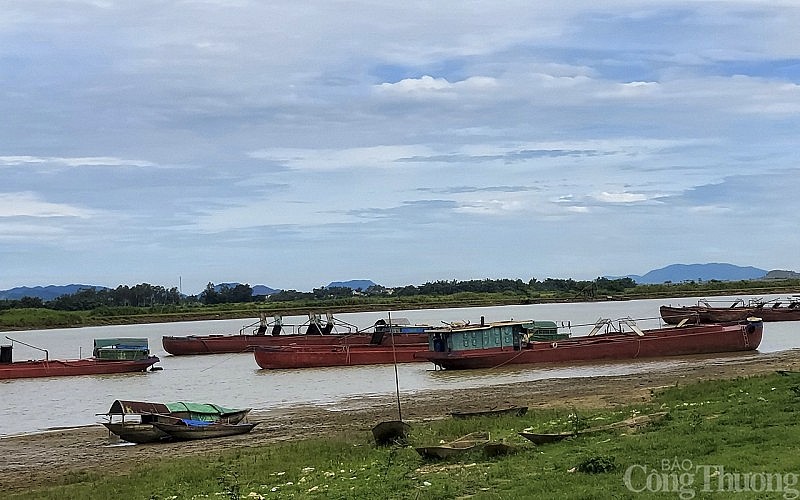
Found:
<box><xmin>0</xmin><ymin>307</ymin><xmax>89</xmax><ymax>329</ymax></box>
<box><xmin>8</xmin><ymin>373</ymin><xmax>800</xmax><ymax>499</ymax></box>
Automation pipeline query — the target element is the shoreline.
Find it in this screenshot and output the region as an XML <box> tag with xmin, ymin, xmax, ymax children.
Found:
<box><xmin>2</xmin><ymin>348</ymin><xmax>799</xmax><ymax>494</ymax></box>
<box><xmin>4</xmin><ymin>286</ymin><xmax>799</xmax><ymax>332</ymax></box>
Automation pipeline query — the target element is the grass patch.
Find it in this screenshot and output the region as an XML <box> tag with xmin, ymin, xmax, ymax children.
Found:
<box><xmin>8</xmin><ymin>373</ymin><xmax>800</xmax><ymax>499</ymax></box>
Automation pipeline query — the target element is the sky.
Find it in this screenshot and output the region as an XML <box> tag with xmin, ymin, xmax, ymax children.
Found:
<box><xmin>1</xmin><ymin>1</ymin><xmax>799</xmax><ymax>295</ymax></box>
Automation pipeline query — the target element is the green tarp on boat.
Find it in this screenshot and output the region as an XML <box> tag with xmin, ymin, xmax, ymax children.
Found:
<box><xmin>165</xmin><ymin>402</ymin><xmax>243</xmax><ymax>420</ymax></box>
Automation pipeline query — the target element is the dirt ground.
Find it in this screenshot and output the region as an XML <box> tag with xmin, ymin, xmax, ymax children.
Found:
<box><xmin>2</xmin><ymin>349</ymin><xmax>800</xmax><ymax>494</ymax></box>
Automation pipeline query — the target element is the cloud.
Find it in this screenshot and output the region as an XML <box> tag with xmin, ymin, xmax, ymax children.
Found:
<box><xmin>375</xmin><ymin>75</ymin><xmax>498</xmax><ymax>99</ymax></box>
<box><xmin>0</xmin><ymin>156</ymin><xmax>156</xmax><ymax>168</ymax></box>
<box><xmin>2</xmin><ymin>0</ymin><xmax>800</xmax><ymax>291</ymax></box>
<box><xmin>417</xmin><ymin>185</ymin><xmax>538</xmax><ymax>194</ymax></box>
<box><xmin>0</xmin><ymin>192</ymin><xmax>94</xmax><ymax>218</ymax></box>
<box><xmin>248</xmin><ymin>145</ymin><xmax>429</xmax><ymax>171</ymax></box>
<box><xmin>594</xmin><ymin>191</ymin><xmax>650</xmax><ymax>203</ymax></box>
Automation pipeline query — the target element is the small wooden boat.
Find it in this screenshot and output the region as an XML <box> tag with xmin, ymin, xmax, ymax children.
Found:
<box><xmin>519</xmin><ymin>412</ymin><xmax>669</xmax><ymax>445</ymax></box>
<box><xmin>101</xmin><ymin>401</ymin><xmax>173</xmax><ymax>444</ymax></box>
<box><xmin>518</xmin><ymin>430</ymin><xmax>577</xmax><ymax>445</ymax></box>
<box><xmin>0</xmin><ymin>337</ymin><xmax>159</xmax><ymax>380</ymax></box>
<box><xmin>372</xmin><ymin>420</ymin><xmax>412</xmax><ymax>446</ymax></box>
<box><xmin>415</xmin><ymin>431</ymin><xmax>490</xmax><ymax>459</ymax></box>
<box><xmin>451</xmin><ymin>406</ymin><xmax>528</xmax><ymax>419</ymax></box>
<box><xmin>100</xmin><ymin>400</ymin><xmax>252</xmax><ymax>444</ymax></box>
<box><xmin>153</xmin><ymin>417</ymin><xmax>258</xmax><ymax>441</ymax></box>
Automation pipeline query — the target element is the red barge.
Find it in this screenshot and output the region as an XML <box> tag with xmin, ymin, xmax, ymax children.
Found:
<box><xmin>660</xmin><ymin>296</ymin><xmax>800</xmax><ymax>324</ymax></box>
<box><xmin>414</xmin><ymin>317</ymin><xmax>763</xmax><ymax>370</ymax></box>
<box><xmin>252</xmin><ymin>317</ymin><xmax>569</xmax><ymax>369</ymax></box>
<box><xmin>253</xmin><ymin>343</ymin><xmax>428</xmax><ymax>369</ymax></box>
<box><xmin>162</xmin><ymin>313</ymin><xmax>430</xmax><ymax>355</ymax></box>
<box><xmin>0</xmin><ymin>337</ymin><xmax>160</xmax><ymax>380</ymax></box>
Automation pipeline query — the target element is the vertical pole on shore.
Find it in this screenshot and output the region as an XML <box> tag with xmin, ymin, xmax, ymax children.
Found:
<box><xmin>389</xmin><ymin>311</ymin><xmax>402</xmax><ymax>421</ymax></box>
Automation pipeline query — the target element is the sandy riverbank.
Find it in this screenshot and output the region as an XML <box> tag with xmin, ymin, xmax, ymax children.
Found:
<box><xmin>2</xmin><ymin>348</ymin><xmax>799</xmax><ymax>494</ymax></box>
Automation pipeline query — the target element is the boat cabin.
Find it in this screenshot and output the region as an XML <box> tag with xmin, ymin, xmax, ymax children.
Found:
<box><xmin>370</xmin><ymin>317</ymin><xmax>430</xmax><ymax>344</ymax></box>
<box><xmin>428</xmin><ymin>320</ymin><xmax>565</xmax><ymax>353</ymax></box>
<box><xmin>93</xmin><ymin>338</ymin><xmax>151</xmax><ymax>360</ymax></box>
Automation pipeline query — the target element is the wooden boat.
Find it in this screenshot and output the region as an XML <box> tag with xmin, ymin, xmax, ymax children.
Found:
<box><xmin>162</xmin><ymin>313</ymin><xmax>430</xmax><ymax>355</ymax></box>
<box><xmin>451</xmin><ymin>406</ymin><xmax>528</xmax><ymax>419</ymax></box>
<box><xmin>100</xmin><ymin>400</ymin><xmax>252</xmax><ymax>443</ymax></box>
<box><xmin>519</xmin><ymin>430</ymin><xmax>576</xmax><ymax>444</ymax></box>
<box><xmin>519</xmin><ymin>412</ymin><xmax>669</xmax><ymax>445</ymax></box>
<box><xmin>0</xmin><ymin>337</ymin><xmax>160</xmax><ymax>380</ymax></box>
<box><xmin>101</xmin><ymin>400</ymin><xmax>174</xmax><ymax>443</ymax></box>
<box><xmin>253</xmin><ymin>342</ymin><xmax>428</xmax><ymax>369</ymax></box>
<box><xmin>415</xmin><ymin>317</ymin><xmax>763</xmax><ymax>370</ymax></box>
<box><xmin>152</xmin><ymin>417</ymin><xmax>258</xmax><ymax>441</ymax></box>
<box><xmin>660</xmin><ymin>297</ymin><xmax>800</xmax><ymax>324</ymax></box>
<box><xmin>372</xmin><ymin>420</ymin><xmax>412</xmax><ymax>446</ymax></box>
<box><xmin>415</xmin><ymin>431</ymin><xmax>491</xmax><ymax>459</ymax></box>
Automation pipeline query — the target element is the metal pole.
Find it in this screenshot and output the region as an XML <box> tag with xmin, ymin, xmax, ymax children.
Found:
<box><xmin>5</xmin><ymin>336</ymin><xmax>49</xmax><ymax>360</ymax></box>
<box><xmin>389</xmin><ymin>312</ymin><xmax>402</xmax><ymax>421</ymax></box>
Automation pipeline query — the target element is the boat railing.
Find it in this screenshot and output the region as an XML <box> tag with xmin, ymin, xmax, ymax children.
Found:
<box><xmin>750</xmin><ymin>297</ymin><xmax>800</xmax><ymax>309</ymax></box>
<box><xmin>580</xmin><ymin>316</ymin><xmax>669</xmax><ymax>336</ymax></box>
<box><xmin>240</xmin><ymin>312</ymin><xmax>360</xmax><ymax>336</ymax></box>
<box><xmin>698</xmin><ymin>298</ymin><xmax>745</xmax><ymax>308</ymax></box>
<box><xmin>5</xmin><ymin>336</ymin><xmax>48</xmax><ymax>360</ymax></box>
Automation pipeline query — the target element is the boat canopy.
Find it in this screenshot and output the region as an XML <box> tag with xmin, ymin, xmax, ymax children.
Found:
<box><xmin>104</xmin><ymin>400</ymin><xmax>170</xmax><ymax>415</ymax></box>
<box><xmin>165</xmin><ymin>402</ymin><xmax>243</xmax><ymax>416</ymax></box>
<box><xmin>93</xmin><ymin>338</ymin><xmax>150</xmax><ymax>350</ymax></box>
<box><xmin>428</xmin><ymin>320</ymin><xmax>566</xmax><ymax>353</ymax></box>
<box><xmin>93</xmin><ymin>338</ymin><xmax>151</xmax><ymax>360</ymax></box>
<box><xmin>102</xmin><ymin>400</ymin><xmax>244</xmax><ymax>417</ymax></box>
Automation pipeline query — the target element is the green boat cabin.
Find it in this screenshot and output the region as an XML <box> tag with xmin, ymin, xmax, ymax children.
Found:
<box><xmin>428</xmin><ymin>320</ymin><xmax>567</xmax><ymax>353</ymax></box>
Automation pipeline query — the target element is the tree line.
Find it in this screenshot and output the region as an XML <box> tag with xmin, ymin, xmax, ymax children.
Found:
<box><xmin>2</xmin><ymin>275</ymin><xmax>796</xmax><ymax>314</ymax></box>
<box><xmin>0</xmin><ymin>277</ymin><xmax>640</xmax><ymax>312</ymax></box>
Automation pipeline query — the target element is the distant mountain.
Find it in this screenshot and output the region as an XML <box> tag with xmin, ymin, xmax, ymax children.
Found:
<box><xmin>624</xmin><ymin>263</ymin><xmax>768</xmax><ymax>284</ymax></box>
<box><xmin>327</xmin><ymin>279</ymin><xmax>377</xmax><ymax>291</ymax></box>
<box><xmin>212</xmin><ymin>283</ymin><xmax>280</xmax><ymax>296</ymax></box>
<box><xmin>764</xmin><ymin>270</ymin><xmax>800</xmax><ymax>280</ymax></box>
<box><xmin>0</xmin><ymin>284</ymin><xmax>108</xmax><ymax>301</ymax></box>
<box><xmin>252</xmin><ymin>285</ymin><xmax>280</xmax><ymax>296</ymax></box>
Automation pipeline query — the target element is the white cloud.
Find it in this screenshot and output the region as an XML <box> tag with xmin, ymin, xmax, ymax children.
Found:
<box><xmin>595</xmin><ymin>192</ymin><xmax>649</xmax><ymax>203</ymax></box>
<box><xmin>454</xmin><ymin>199</ymin><xmax>526</xmax><ymax>215</ymax></box>
<box><xmin>375</xmin><ymin>75</ymin><xmax>499</xmax><ymax>100</ymax></box>
<box><xmin>248</xmin><ymin>145</ymin><xmax>432</xmax><ymax>171</ymax></box>
<box><xmin>0</xmin><ymin>156</ymin><xmax>156</xmax><ymax>168</ymax></box>
<box><xmin>0</xmin><ymin>192</ymin><xmax>94</xmax><ymax>218</ymax></box>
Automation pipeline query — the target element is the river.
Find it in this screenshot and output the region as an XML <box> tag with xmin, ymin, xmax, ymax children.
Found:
<box><xmin>1</xmin><ymin>294</ymin><xmax>798</xmax><ymax>437</ymax></box>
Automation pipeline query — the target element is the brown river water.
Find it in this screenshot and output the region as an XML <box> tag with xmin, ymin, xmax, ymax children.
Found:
<box><xmin>1</xmin><ymin>294</ymin><xmax>798</xmax><ymax>436</ymax></box>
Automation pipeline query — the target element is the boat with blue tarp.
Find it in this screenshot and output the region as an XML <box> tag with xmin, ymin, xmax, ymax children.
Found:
<box><xmin>100</xmin><ymin>400</ymin><xmax>252</xmax><ymax>443</ymax></box>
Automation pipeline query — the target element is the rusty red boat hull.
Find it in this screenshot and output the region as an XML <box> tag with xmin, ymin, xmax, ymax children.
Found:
<box><xmin>0</xmin><ymin>356</ymin><xmax>160</xmax><ymax>380</ymax></box>
<box><xmin>661</xmin><ymin>304</ymin><xmax>800</xmax><ymax>324</ymax></box>
<box><xmin>163</xmin><ymin>333</ymin><xmax>429</xmax><ymax>356</ymax></box>
<box><xmin>253</xmin><ymin>344</ymin><xmax>429</xmax><ymax>369</ymax></box>
<box><xmin>415</xmin><ymin>321</ymin><xmax>763</xmax><ymax>370</ymax></box>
